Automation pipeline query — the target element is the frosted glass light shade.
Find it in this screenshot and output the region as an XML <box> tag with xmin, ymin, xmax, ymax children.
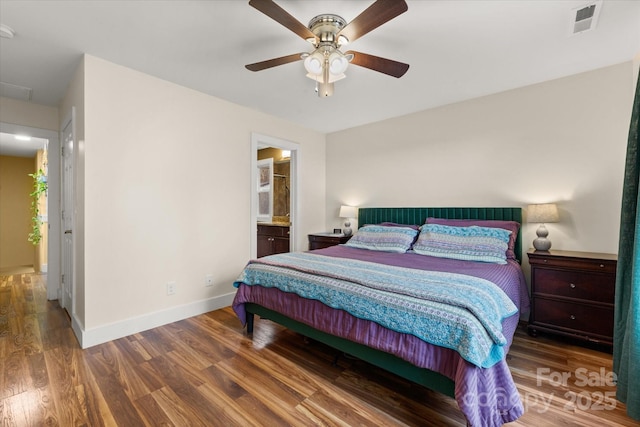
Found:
<box><xmin>329</xmin><ymin>52</ymin><xmax>348</xmax><ymax>75</ymax></box>
<box><xmin>304</xmin><ymin>53</ymin><xmax>323</xmax><ymax>75</ymax></box>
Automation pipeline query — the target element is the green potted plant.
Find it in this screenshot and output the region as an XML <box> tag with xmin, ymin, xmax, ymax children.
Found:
<box><xmin>28</xmin><ymin>168</ymin><xmax>47</xmax><ymax>245</ymax></box>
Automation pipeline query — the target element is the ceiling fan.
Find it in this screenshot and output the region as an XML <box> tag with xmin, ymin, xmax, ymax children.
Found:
<box><xmin>245</xmin><ymin>0</ymin><xmax>410</xmax><ymax>97</ymax></box>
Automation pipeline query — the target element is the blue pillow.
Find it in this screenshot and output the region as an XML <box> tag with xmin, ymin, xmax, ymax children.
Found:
<box><xmin>345</xmin><ymin>225</ymin><xmax>419</xmax><ymax>253</ymax></box>
<box><xmin>413</xmin><ymin>224</ymin><xmax>511</xmax><ymax>264</ymax></box>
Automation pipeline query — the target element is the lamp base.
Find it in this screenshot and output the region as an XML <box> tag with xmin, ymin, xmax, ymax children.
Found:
<box><xmin>533</xmin><ymin>237</ymin><xmax>552</xmax><ymax>251</ymax></box>
<box><xmin>343</xmin><ymin>220</ymin><xmax>352</xmax><ymax>236</ymax></box>
<box><xmin>533</xmin><ymin>224</ymin><xmax>552</xmax><ymax>251</ymax></box>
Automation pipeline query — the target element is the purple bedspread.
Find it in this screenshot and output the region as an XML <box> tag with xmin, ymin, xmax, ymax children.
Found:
<box><xmin>232</xmin><ymin>246</ymin><xmax>530</xmax><ymax>426</ymax></box>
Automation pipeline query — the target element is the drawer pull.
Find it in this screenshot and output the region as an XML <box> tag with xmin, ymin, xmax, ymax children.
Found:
<box><xmin>599</xmin><ymin>264</ymin><xmax>605</xmax><ymax>268</ymax></box>
<box><xmin>569</xmin><ymin>283</ymin><xmax>576</xmax><ymax>289</ymax></box>
<box><xmin>570</xmin><ymin>314</ymin><xmax>576</xmax><ymax>320</ymax></box>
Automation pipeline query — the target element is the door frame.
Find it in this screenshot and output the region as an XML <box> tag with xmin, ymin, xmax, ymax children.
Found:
<box><xmin>250</xmin><ymin>133</ymin><xmax>300</xmax><ymax>258</ymax></box>
<box><xmin>60</xmin><ymin>110</ymin><xmax>75</xmax><ymax>314</ymax></box>
<box><xmin>0</xmin><ymin>122</ymin><xmax>60</xmax><ymax>300</ymax></box>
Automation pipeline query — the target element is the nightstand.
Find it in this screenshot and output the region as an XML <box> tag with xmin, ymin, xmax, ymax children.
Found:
<box><xmin>527</xmin><ymin>249</ymin><xmax>617</xmax><ymax>346</ymax></box>
<box><xmin>308</xmin><ymin>233</ymin><xmax>351</xmax><ymax>250</ymax></box>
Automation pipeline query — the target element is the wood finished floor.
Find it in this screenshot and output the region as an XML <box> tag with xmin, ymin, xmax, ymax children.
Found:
<box><xmin>1</xmin><ymin>272</ymin><xmax>637</xmax><ymax>426</ymax></box>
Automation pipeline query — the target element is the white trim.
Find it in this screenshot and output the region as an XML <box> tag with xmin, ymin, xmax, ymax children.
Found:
<box><xmin>71</xmin><ymin>312</ymin><xmax>84</xmax><ymax>347</ymax></box>
<box><xmin>250</xmin><ymin>133</ymin><xmax>300</xmax><ymax>258</ymax></box>
<box><xmin>75</xmin><ymin>292</ymin><xmax>237</xmax><ymax>349</ymax></box>
<box><xmin>60</xmin><ymin>110</ymin><xmax>76</xmax><ymax>316</ymax></box>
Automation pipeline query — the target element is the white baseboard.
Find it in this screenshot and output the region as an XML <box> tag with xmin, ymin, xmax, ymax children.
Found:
<box><xmin>71</xmin><ymin>312</ymin><xmax>85</xmax><ymax>347</ymax></box>
<box><xmin>74</xmin><ymin>292</ymin><xmax>237</xmax><ymax>349</ymax></box>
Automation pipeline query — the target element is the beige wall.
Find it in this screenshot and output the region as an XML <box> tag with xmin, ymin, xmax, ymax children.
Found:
<box><xmin>0</xmin><ymin>155</ymin><xmax>35</xmax><ymax>269</ymax></box>
<box><xmin>326</xmin><ymin>62</ymin><xmax>635</xmax><ymax>260</ymax></box>
<box><xmin>0</xmin><ymin>97</ymin><xmax>59</xmax><ymax>130</ymax></box>
<box><xmin>14</xmin><ymin>53</ymin><xmax>635</xmax><ymax>345</ymax></box>
<box><xmin>81</xmin><ymin>55</ymin><xmax>326</xmax><ymax>333</ymax></box>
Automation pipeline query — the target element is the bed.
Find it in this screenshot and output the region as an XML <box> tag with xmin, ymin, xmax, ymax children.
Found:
<box><xmin>232</xmin><ymin>207</ymin><xmax>529</xmax><ymax>426</ymax></box>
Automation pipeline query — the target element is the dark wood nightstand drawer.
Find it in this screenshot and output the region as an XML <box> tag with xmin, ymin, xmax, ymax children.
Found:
<box><xmin>528</xmin><ymin>252</ymin><xmax>616</xmax><ymax>274</ymax></box>
<box><xmin>533</xmin><ymin>298</ymin><xmax>614</xmax><ymax>339</ymax></box>
<box><xmin>533</xmin><ymin>268</ymin><xmax>614</xmax><ymax>302</ymax></box>
<box><xmin>527</xmin><ymin>249</ymin><xmax>617</xmax><ymax>348</ymax></box>
<box><xmin>308</xmin><ymin>233</ymin><xmax>351</xmax><ymax>250</ymax></box>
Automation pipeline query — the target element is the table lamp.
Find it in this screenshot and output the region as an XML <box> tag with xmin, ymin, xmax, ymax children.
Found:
<box><xmin>527</xmin><ymin>203</ymin><xmax>560</xmax><ymax>251</ymax></box>
<box><xmin>339</xmin><ymin>205</ymin><xmax>358</xmax><ymax>236</ymax></box>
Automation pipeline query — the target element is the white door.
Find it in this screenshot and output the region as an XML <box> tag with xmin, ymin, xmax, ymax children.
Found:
<box><xmin>60</xmin><ymin>117</ymin><xmax>74</xmax><ymax>314</ymax></box>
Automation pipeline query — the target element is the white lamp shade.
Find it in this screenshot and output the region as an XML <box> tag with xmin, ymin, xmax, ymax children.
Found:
<box><xmin>339</xmin><ymin>205</ymin><xmax>358</xmax><ymax>218</ymax></box>
<box><xmin>527</xmin><ymin>203</ymin><xmax>559</xmax><ymax>223</ymax></box>
<box><xmin>329</xmin><ymin>52</ymin><xmax>348</xmax><ymax>75</ymax></box>
<box><xmin>304</xmin><ymin>53</ymin><xmax>323</xmax><ymax>75</ymax></box>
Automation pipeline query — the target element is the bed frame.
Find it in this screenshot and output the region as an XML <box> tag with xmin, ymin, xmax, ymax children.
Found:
<box><xmin>244</xmin><ymin>207</ymin><xmax>523</xmax><ymax>399</ymax></box>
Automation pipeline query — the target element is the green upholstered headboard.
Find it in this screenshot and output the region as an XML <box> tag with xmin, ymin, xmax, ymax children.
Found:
<box><xmin>357</xmin><ymin>207</ymin><xmax>523</xmax><ymax>262</ymax></box>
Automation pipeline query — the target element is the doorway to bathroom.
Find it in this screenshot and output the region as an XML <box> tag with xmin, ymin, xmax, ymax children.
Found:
<box><xmin>250</xmin><ymin>133</ymin><xmax>299</xmax><ymax>259</ymax></box>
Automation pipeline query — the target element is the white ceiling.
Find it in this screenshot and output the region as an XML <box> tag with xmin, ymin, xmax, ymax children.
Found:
<box><xmin>0</xmin><ymin>0</ymin><xmax>639</xmax><ymax>136</ymax></box>
<box><xmin>0</xmin><ymin>132</ymin><xmax>48</xmax><ymax>157</ymax></box>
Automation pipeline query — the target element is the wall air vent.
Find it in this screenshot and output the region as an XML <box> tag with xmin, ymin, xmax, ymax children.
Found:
<box><xmin>570</xmin><ymin>1</ymin><xmax>602</xmax><ymax>35</ymax></box>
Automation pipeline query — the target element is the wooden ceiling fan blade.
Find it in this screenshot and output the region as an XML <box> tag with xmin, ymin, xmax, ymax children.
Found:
<box><xmin>338</xmin><ymin>0</ymin><xmax>408</xmax><ymax>44</ymax></box>
<box><xmin>346</xmin><ymin>51</ymin><xmax>409</xmax><ymax>78</ymax></box>
<box><xmin>249</xmin><ymin>0</ymin><xmax>317</xmax><ymax>42</ymax></box>
<box><xmin>245</xmin><ymin>53</ymin><xmax>304</xmax><ymax>72</ymax></box>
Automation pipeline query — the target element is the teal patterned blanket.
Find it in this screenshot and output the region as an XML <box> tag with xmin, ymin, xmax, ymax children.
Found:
<box><xmin>233</xmin><ymin>252</ymin><xmax>517</xmax><ymax>368</ymax></box>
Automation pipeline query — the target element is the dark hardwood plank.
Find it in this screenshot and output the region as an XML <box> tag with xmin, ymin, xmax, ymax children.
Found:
<box><xmin>2</xmin><ymin>350</ymin><xmax>30</xmax><ymax>399</ymax></box>
<box><xmin>43</xmin><ymin>346</ymin><xmax>93</xmax><ymax>425</ymax></box>
<box><xmin>1</xmin><ymin>271</ymin><xmax>638</xmax><ymax>426</ymax></box>
<box><xmin>134</xmin><ymin>393</ymin><xmax>175</xmax><ymax>426</ymax></box>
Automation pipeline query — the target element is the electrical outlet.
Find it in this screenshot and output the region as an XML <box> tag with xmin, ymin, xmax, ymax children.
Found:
<box><xmin>205</xmin><ymin>274</ymin><xmax>214</xmax><ymax>287</ymax></box>
<box><xmin>167</xmin><ymin>281</ymin><xmax>176</xmax><ymax>295</ymax></box>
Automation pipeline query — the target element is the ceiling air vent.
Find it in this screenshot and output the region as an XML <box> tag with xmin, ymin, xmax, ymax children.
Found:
<box><xmin>0</xmin><ymin>81</ymin><xmax>33</xmax><ymax>101</ymax></box>
<box><xmin>570</xmin><ymin>1</ymin><xmax>602</xmax><ymax>35</ymax></box>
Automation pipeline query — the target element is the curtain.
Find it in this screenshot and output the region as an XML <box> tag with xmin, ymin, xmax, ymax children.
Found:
<box><xmin>614</xmin><ymin>67</ymin><xmax>640</xmax><ymax>420</ymax></box>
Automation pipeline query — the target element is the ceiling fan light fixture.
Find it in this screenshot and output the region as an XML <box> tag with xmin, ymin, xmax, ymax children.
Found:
<box><xmin>306</xmin><ymin>72</ymin><xmax>345</xmax><ymax>84</ymax></box>
<box><xmin>246</xmin><ymin>0</ymin><xmax>410</xmax><ymax>98</ymax></box>
<box><xmin>318</xmin><ymin>81</ymin><xmax>334</xmax><ymax>97</ymax></box>
<box><xmin>328</xmin><ymin>51</ymin><xmax>348</xmax><ymax>75</ymax></box>
<box><xmin>303</xmin><ymin>51</ymin><xmax>323</xmax><ymax>75</ymax></box>
<box><xmin>329</xmin><ymin>73</ymin><xmax>346</xmax><ymax>83</ymax></box>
